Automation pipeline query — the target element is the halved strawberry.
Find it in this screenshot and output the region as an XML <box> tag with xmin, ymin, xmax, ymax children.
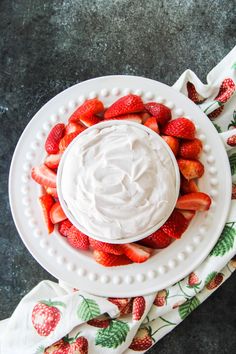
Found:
<box><xmin>140</xmin><ymin>112</ymin><xmax>151</xmax><ymax>123</ymax></box>
<box><xmin>178</xmin><ymin>158</ymin><xmax>204</xmax><ymax>180</ymax></box>
<box><xmin>120</xmin><ymin>243</ymin><xmax>152</xmax><ymax>263</ymax></box>
<box><xmin>31</xmin><ymin>164</ymin><xmax>57</xmax><ymax>188</ymax></box>
<box><xmin>58</xmin><ymin>219</ymin><xmax>73</xmax><ymax>237</ymax></box>
<box><xmin>187</xmin><ymin>82</ymin><xmax>205</xmax><ymax>104</ymax></box>
<box><xmin>161</xmin><ymin>209</ymin><xmax>188</xmax><ymax>239</ymax></box>
<box><xmin>59</xmin><ymin>131</ymin><xmax>80</xmax><ymax>152</ymax></box>
<box><xmin>79</xmin><ymin>115</ymin><xmax>101</xmax><ymax>127</ymax></box>
<box><xmin>65</xmin><ymin>122</ymin><xmax>86</xmax><ymax>135</ymax></box>
<box><xmin>144</xmin><ymin>117</ymin><xmax>159</xmax><ymax>133</ymax></box>
<box><xmin>93</xmin><ymin>250</ymin><xmax>132</xmax><ymax>267</ymax></box>
<box><xmin>50</xmin><ymin>201</ymin><xmax>67</xmax><ymax>224</ymax></box>
<box><xmin>176</xmin><ymin>192</ymin><xmax>211</xmax><ymax>211</ymax></box>
<box><xmin>45</xmin><ymin>123</ymin><xmax>65</xmax><ymax>154</ymax></box>
<box><xmin>67</xmin><ymin>226</ymin><xmax>89</xmax><ymax>250</ymax></box>
<box><xmin>178</xmin><ymin>209</ymin><xmax>196</xmax><ymax>221</ymax></box>
<box><xmin>89</xmin><ymin>238</ymin><xmax>123</xmax><ymax>255</ymax></box>
<box><xmin>109</xmin><ymin>113</ymin><xmax>142</xmax><ymax>123</ymax></box>
<box><xmin>161</xmin><ymin>135</ymin><xmax>179</xmax><ymax>156</ymax></box>
<box><xmin>139</xmin><ymin>229</ymin><xmax>172</xmax><ymax>249</ymax></box>
<box><xmin>108</xmin><ymin>298</ymin><xmax>133</xmax><ymax>315</ymax></box>
<box><xmin>38</xmin><ymin>194</ymin><xmax>55</xmax><ymax>233</ymax></box>
<box><xmin>44</xmin><ymin>187</ymin><xmax>58</xmax><ymax>199</ymax></box>
<box><xmin>180</xmin><ymin>177</ymin><xmax>199</xmax><ymax>194</ymax></box>
<box><xmin>179</xmin><ymin>138</ymin><xmax>202</xmax><ymax>159</ymax></box>
<box><xmin>104</xmin><ymin>94</ymin><xmax>144</xmax><ymax>119</ymax></box>
<box><xmin>162</xmin><ymin>117</ymin><xmax>196</xmax><ymax>140</ymax></box>
<box><xmin>144</xmin><ymin>102</ymin><xmax>171</xmax><ymax>125</ymax></box>
<box><xmin>44</xmin><ymin>153</ymin><xmax>62</xmax><ymax>169</ymax></box>
<box><xmin>69</xmin><ymin>99</ymin><xmax>104</xmax><ymax>123</ymax></box>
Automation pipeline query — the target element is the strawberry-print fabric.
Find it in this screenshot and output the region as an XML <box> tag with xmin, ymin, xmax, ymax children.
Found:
<box><xmin>0</xmin><ymin>46</ymin><xmax>236</xmax><ymax>354</ymax></box>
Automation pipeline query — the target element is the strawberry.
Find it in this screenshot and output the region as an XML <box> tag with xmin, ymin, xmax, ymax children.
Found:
<box><xmin>161</xmin><ymin>209</ymin><xmax>188</xmax><ymax>239</ymax></box>
<box><xmin>144</xmin><ymin>117</ymin><xmax>160</xmax><ymax>133</ymax></box>
<box><xmin>227</xmin><ymin>134</ymin><xmax>236</xmax><ymax>147</ymax></box>
<box><xmin>44</xmin><ymin>153</ymin><xmax>62</xmax><ymax>169</ymax></box>
<box><xmin>178</xmin><ymin>158</ymin><xmax>204</xmax><ymax>180</ymax></box>
<box><xmin>188</xmin><ymin>272</ymin><xmax>200</xmax><ymax>287</ymax></box>
<box><xmin>162</xmin><ymin>117</ymin><xmax>196</xmax><ymax>140</ymax></box>
<box><xmin>87</xmin><ymin>317</ymin><xmax>111</xmax><ymax>328</ymax></box>
<box><xmin>208</xmin><ymin>106</ymin><xmax>224</xmax><ymax>120</ymax></box>
<box><xmin>108</xmin><ymin>297</ymin><xmax>133</xmax><ymax>315</ymax></box>
<box><xmin>45</xmin><ymin>187</ymin><xmax>58</xmax><ymax>199</ymax></box>
<box><xmin>58</xmin><ymin>219</ymin><xmax>73</xmax><ymax>237</ymax></box>
<box><xmin>45</xmin><ymin>123</ymin><xmax>65</xmax><ymax>154</ymax></box>
<box><xmin>120</xmin><ymin>243</ymin><xmax>152</xmax><ymax>263</ymax></box>
<box><xmin>132</xmin><ymin>296</ymin><xmax>146</xmax><ymax>321</ymax></box>
<box><xmin>31</xmin><ymin>164</ymin><xmax>57</xmax><ymax>188</ymax></box>
<box><xmin>153</xmin><ymin>289</ymin><xmax>168</xmax><ymax>306</ymax></box>
<box><xmin>38</xmin><ymin>194</ymin><xmax>55</xmax><ymax>234</ymax></box>
<box><xmin>44</xmin><ymin>339</ymin><xmax>70</xmax><ymax>354</ymax></box>
<box><xmin>178</xmin><ymin>209</ymin><xmax>196</xmax><ymax>222</ymax></box>
<box><xmin>93</xmin><ymin>250</ymin><xmax>132</xmax><ymax>267</ymax></box>
<box><xmin>144</xmin><ymin>102</ymin><xmax>171</xmax><ymax>125</ymax></box>
<box><xmin>67</xmin><ymin>226</ymin><xmax>89</xmax><ymax>250</ymax></box>
<box><xmin>59</xmin><ymin>131</ymin><xmax>80</xmax><ymax>152</ymax></box>
<box><xmin>79</xmin><ymin>115</ymin><xmax>101</xmax><ymax>127</ymax></box>
<box><xmin>69</xmin><ymin>98</ymin><xmax>104</xmax><ymax>123</ymax></box>
<box><xmin>179</xmin><ymin>138</ymin><xmax>202</xmax><ymax>159</ymax></box>
<box><xmin>31</xmin><ymin>300</ymin><xmax>64</xmax><ymax>336</ymax></box>
<box><xmin>229</xmin><ymin>255</ymin><xmax>236</xmax><ymax>269</ymax></box>
<box><xmin>68</xmin><ymin>336</ymin><xmax>88</xmax><ymax>354</ymax></box>
<box><xmin>180</xmin><ymin>177</ymin><xmax>199</xmax><ymax>194</ymax></box>
<box><xmin>139</xmin><ymin>229</ymin><xmax>172</xmax><ymax>249</ymax></box>
<box><xmin>232</xmin><ymin>183</ymin><xmax>236</xmax><ymax>199</ymax></box>
<box><xmin>129</xmin><ymin>327</ymin><xmax>152</xmax><ymax>351</ymax></box>
<box><xmin>89</xmin><ymin>238</ymin><xmax>123</xmax><ymax>255</ymax></box>
<box><xmin>161</xmin><ymin>135</ymin><xmax>179</xmax><ymax>156</ymax></box>
<box><xmin>104</xmin><ymin>94</ymin><xmax>144</xmax><ymax>119</ymax></box>
<box><xmin>176</xmin><ymin>192</ymin><xmax>211</xmax><ymax>211</ymax></box>
<box><xmin>65</xmin><ymin>122</ymin><xmax>86</xmax><ymax>135</ymax></box>
<box><xmin>214</xmin><ymin>78</ymin><xmax>235</xmax><ymax>103</ymax></box>
<box><xmin>140</xmin><ymin>112</ymin><xmax>151</xmax><ymax>123</ymax></box>
<box><xmin>206</xmin><ymin>273</ymin><xmax>224</xmax><ymax>290</ymax></box>
<box><xmin>109</xmin><ymin>113</ymin><xmax>142</xmax><ymax>123</ymax></box>
<box><xmin>187</xmin><ymin>82</ymin><xmax>205</xmax><ymax>104</ymax></box>
<box><xmin>50</xmin><ymin>201</ymin><xmax>67</xmax><ymax>224</ymax></box>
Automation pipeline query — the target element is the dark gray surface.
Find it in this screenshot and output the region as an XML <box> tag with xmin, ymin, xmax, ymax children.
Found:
<box><xmin>0</xmin><ymin>0</ymin><xmax>235</xmax><ymax>353</ymax></box>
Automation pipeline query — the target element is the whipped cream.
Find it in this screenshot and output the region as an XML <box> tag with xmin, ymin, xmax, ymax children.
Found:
<box><xmin>60</xmin><ymin>124</ymin><xmax>177</xmax><ymax>240</ymax></box>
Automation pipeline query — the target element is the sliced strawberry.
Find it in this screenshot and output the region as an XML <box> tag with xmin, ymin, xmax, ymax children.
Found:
<box><xmin>144</xmin><ymin>102</ymin><xmax>171</xmax><ymax>125</ymax></box>
<box><xmin>180</xmin><ymin>177</ymin><xmax>199</xmax><ymax>194</ymax></box>
<box><xmin>161</xmin><ymin>135</ymin><xmax>179</xmax><ymax>156</ymax></box>
<box><xmin>50</xmin><ymin>201</ymin><xmax>67</xmax><ymax>224</ymax></box>
<box><xmin>178</xmin><ymin>209</ymin><xmax>196</xmax><ymax>221</ymax></box>
<box><xmin>45</xmin><ymin>123</ymin><xmax>65</xmax><ymax>154</ymax></box>
<box><xmin>93</xmin><ymin>250</ymin><xmax>132</xmax><ymax>267</ymax></box>
<box><xmin>144</xmin><ymin>117</ymin><xmax>159</xmax><ymax>133</ymax></box>
<box><xmin>178</xmin><ymin>158</ymin><xmax>204</xmax><ymax>180</ymax></box>
<box><xmin>44</xmin><ymin>187</ymin><xmax>58</xmax><ymax>199</ymax></box>
<box><xmin>38</xmin><ymin>194</ymin><xmax>55</xmax><ymax>233</ymax></box>
<box><xmin>79</xmin><ymin>115</ymin><xmax>101</xmax><ymax>127</ymax></box>
<box><xmin>108</xmin><ymin>298</ymin><xmax>133</xmax><ymax>315</ymax></box>
<box><xmin>65</xmin><ymin>122</ymin><xmax>86</xmax><ymax>135</ymax></box>
<box><xmin>187</xmin><ymin>82</ymin><xmax>205</xmax><ymax>104</ymax></box>
<box><xmin>108</xmin><ymin>113</ymin><xmax>142</xmax><ymax>123</ymax></box>
<box><xmin>31</xmin><ymin>164</ymin><xmax>57</xmax><ymax>188</ymax></box>
<box><xmin>139</xmin><ymin>229</ymin><xmax>172</xmax><ymax>249</ymax></box>
<box><xmin>58</xmin><ymin>219</ymin><xmax>73</xmax><ymax>237</ymax></box>
<box><xmin>140</xmin><ymin>112</ymin><xmax>151</xmax><ymax>123</ymax></box>
<box><xmin>176</xmin><ymin>192</ymin><xmax>211</xmax><ymax>211</ymax></box>
<box><xmin>69</xmin><ymin>99</ymin><xmax>104</xmax><ymax>123</ymax></box>
<box><xmin>161</xmin><ymin>209</ymin><xmax>188</xmax><ymax>239</ymax></box>
<box><xmin>104</xmin><ymin>94</ymin><xmax>144</xmax><ymax>119</ymax></box>
<box><xmin>162</xmin><ymin>117</ymin><xmax>196</xmax><ymax>140</ymax></box>
<box><xmin>179</xmin><ymin>138</ymin><xmax>202</xmax><ymax>159</ymax></box>
<box><xmin>44</xmin><ymin>153</ymin><xmax>62</xmax><ymax>169</ymax></box>
<box><xmin>59</xmin><ymin>131</ymin><xmax>80</xmax><ymax>152</ymax></box>
<box><xmin>89</xmin><ymin>238</ymin><xmax>123</xmax><ymax>255</ymax></box>
<box><xmin>120</xmin><ymin>243</ymin><xmax>152</xmax><ymax>263</ymax></box>
<box><xmin>67</xmin><ymin>226</ymin><xmax>89</xmax><ymax>250</ymax></box>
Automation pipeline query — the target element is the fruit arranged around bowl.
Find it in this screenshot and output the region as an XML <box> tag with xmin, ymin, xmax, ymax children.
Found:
<box><xmin>31</xmin><ymin>94</ymin><xmax>211</xmax><ymax>267</ymax></box>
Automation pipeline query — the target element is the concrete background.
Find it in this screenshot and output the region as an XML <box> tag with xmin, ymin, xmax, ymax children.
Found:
<box><xmin>0</xmin><ymin>0</ymin><xmax>235</xmax><ymax>353</ymax></box>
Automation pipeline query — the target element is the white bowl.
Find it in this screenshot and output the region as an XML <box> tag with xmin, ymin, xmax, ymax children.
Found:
<box><xmin>57</xmin><ymin>120</ymin><xmax>180</xmax><ymax>244</ymax></box>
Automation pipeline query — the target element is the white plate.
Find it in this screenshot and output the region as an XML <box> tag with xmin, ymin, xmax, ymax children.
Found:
<box><xmin>9</xmin><ymin>75</ymin><xmax>231</xmax><ymax>297</ymax></box>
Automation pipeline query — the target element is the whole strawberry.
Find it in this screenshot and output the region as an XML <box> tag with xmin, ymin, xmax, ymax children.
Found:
<box><xmin>108</xmin><ymin>297</ymin><xmax>133</xmax><ymax>315</ymax></box>
<box><xmin>153</xmin><ymin>289</ymin><xmax>168</xmax><ymax>306</ymax></box>
<box><xmin>87</xmin><ymin>317</ymin><xmax>111</xmax><ymax>328</ymax></box>
<box><xmin>162</xmin><ymin>117</ymin><xmax>196</xmax><ymax>140</ymax></box>
<box><xmin>129</xmin><ymin>327</ymin><xmax>152</xmax><ymax>351</ymax></box>
<box><xmin>206</xmin><ymin>273</ymin><xmax>224</xmax><ymax>290</ymax></box>
<box><xmin>44</xmin><ymin>339</ymin><xmax>70</xmax><ymax>354</ymax></box>
<box><xmin>31</xmin><ymin>300</ymin><xmax>65</xmax><ymax>336</ymax></box>
<box><xmin>227</xmin><ymin>134</ymin><xmax>236</xmax><ymax>147</ymax></box>
<box><xmin>145</xmin><ymin>102</ymin><xmax>172</xmax><ymax>125</ymax></box>
<box><xmin>132</xmin><ymin>296</ymin><xmax>146</xmax><ymax>321</ymax></box>
<box><xmin>188</xmin><ymin>272</ymin><xmax>201</xmax><ymax>287</ymax></box>
<box><xmin>187</xmin><ymin>82</ymin><xmax>205</xmax><ymax>104</ymax></box>
<box><xmin>104</xmin><ymin>94</ymin><xmax>144</xmax><ymax>119</ymax></box>
<box><xmin>45</xmin><ymin>123</ymin><xmax>65</xmax><ymax>154</ymax></box>
<box><xmin>68</xmin><ymin>336</ymin><xmax>88</xmax><ymax>354</ymax></box>
<box><xmin>215</xmin><ymin>78</ymin><xmax>235</xmax><ymax>103</ymax></box>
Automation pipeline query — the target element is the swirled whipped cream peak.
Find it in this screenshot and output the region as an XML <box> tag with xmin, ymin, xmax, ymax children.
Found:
<box><xmin>60</xmin><ymin>124</ymin><xmax>177</xmax><ymax>240</ymax></box>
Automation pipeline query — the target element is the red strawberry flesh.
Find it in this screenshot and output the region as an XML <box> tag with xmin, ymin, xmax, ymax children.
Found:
<box><xmin>31</xmin><ymin>164</ymin><xmax>57</xmax><ymax>188</ymax></box>
<box><xmin>176</xmin><ymin>192</ymin><xmax>211</xmax><ymax>211</ymax></box>
<box><xmin>104</xmin><ymin>94</ymin><xmax>144</xmax><ymax>119</ymax></box>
